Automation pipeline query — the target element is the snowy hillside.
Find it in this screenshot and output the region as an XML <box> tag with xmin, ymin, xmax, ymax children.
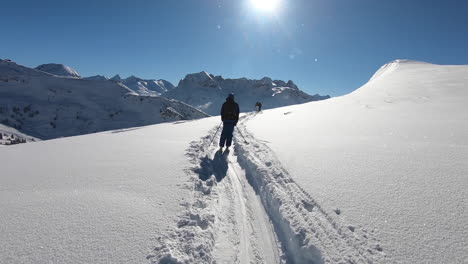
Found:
<box><xmin>240</xmin><ymin>60</ymin><xmax>468</xmax><ymax>263</ymax></box>
<box><xmin>0</xmin><ymin>118</ymin><xmax>221</xmax><ymax>263</ymax></box>
<box><xmin>163</xmin><ymin>71</ymin><xmax>330</xmax><ymax>115</ymax></box>
<box><xmin>35</xmin><ymin>63</ymin><xmax>81</xmax><ymax>78</ymax></box>
<box><xmin>0</xmin><ymin>124</ymin><xmax>38</xmax><ymax>145</ymax></box>
<box><xmin>1</xmin><ymin>60</ymin><xmax>466</xmax><ymax>264</ymax></box>
<box><xmin>0</xmin><ymin>60</ymin><xmax>207</xmax><ymax>140</ymax></box>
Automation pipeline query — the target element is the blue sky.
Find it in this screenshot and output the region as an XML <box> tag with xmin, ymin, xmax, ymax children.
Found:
<box><xmin>1</xmin><ymin>0</ymin><xmax>467</xmax><ymax>96</ymax></box>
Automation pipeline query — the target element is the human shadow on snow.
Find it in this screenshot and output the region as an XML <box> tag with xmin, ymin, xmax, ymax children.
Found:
<box><xmin>194</xmin><ymin>150</ymin><xmax>230</xmax><ymax>182</ymax></box>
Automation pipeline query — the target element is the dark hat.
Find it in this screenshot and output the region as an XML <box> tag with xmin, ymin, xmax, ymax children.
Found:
<box><xmin>227</xmin><ymin>93</ymin><xmax>235</xmax><ymax>100</ymax></box>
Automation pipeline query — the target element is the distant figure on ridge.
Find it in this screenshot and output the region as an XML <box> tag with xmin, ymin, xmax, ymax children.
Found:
<box><xmin>255</xmin><ymin>101</ymin><xmax>262</xmax><ymax>112</ymax></box>
<box><xmin>219</xmin><ymin>93</ymin><xmax>240</xmax><ymax>151</ymax></box>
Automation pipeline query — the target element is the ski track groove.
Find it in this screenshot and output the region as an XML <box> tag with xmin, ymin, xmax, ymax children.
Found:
<box><xmin>148</xmin><ymin>112</ymin><xmax>389</xmax><ymax>264</ymax></box>
<box><xmin>148</xmin><ymin>123</ymin><xmax>280</xmax><ymax>264</ymax></box>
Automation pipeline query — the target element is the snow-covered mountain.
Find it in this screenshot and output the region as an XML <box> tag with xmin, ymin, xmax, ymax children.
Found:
<box><xmin>85</xmin><ymin>74</ymin><xmax>175</xmax><ymax>96</ymax></box>
<box><xmin>35</xmin><ymin>63</ymin><xmax>81</xmax><ymax>78</ymax></box>
<box><xmin>120</xmin><ymin>76</ymin><xmax>175</xmax><ymax>96</ymax></box>
<box><xmin>83</xmin><ymin>75</ymin><xmax>107</xmax><ymax>81</ymax></box>
<box><xmin>1</xmin><ymin>59</ymin><xmax>467</xmax><ymax>263</ymax></box>
<box><xmin>0</xmin><ymin>59</ymin><xmax>207</xmax><ymax>140</ymax></box>
<box><xmin>163</xmin><ymin>71</ymin><xmax>330</xmax><ymax>115</ymax></box>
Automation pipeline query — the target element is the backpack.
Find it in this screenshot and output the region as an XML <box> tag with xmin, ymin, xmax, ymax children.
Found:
<box><xmin>224</xmin><ymin>101</ymin><xmax>237</xmax><ymax>120</ymax></box>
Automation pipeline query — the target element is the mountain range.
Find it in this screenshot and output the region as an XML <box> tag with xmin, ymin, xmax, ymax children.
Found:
<box><xmin>1</xmin><ymin>60</ymin><xmax>329</xmax><ymax>141</ymax></box>
<box><xmin>0</xmin><ymin>60</ymin><xmax>207</xmax><ymax>140</ymax></box>
<box><xmin>34</xmin><ymin>63</ymin><xmax>330</xmax><ymax>115</ymax></box>
<box><xmin>164</xmin><ymin>71</ymin><xmax>330</xmax><ymax>115</ymax></box>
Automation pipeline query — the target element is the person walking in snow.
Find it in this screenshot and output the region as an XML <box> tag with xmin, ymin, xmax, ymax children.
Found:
<box><xmin>219</xmin><ymin>93</ymin><xmax>240</xmax><ymax>151</ymax></box>
<box><xmin>255</xmin><ymin>101</ymin><xmax>262</xmax><ymax>112</ymax></box>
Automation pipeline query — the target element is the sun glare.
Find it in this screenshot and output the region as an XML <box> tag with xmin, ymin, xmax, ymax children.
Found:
<box><xmin>250</xmin><ymin>0</ymin><xmax>281</xmax><ymax>13</ymax></box>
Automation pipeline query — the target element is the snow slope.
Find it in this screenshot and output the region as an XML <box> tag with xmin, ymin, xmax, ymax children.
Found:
<box><xmin>163</xmin><ymin>71</ymin><xmax>330</xmax><ymax>115</ymax></box>
<box><xmin>35</xmin><ymin>63</ymin><xmax>81</xmax><ymax>78</ymax></box>
<box><xmin>0</xmin><ymin>60</ymin><xmax>207</xmax><ymax>140</ymax></box>
<box><xmin>242</xmin><ymin>60</ymin><xmax>468</xmax><ymax>263</ymax></box>
<box><xmin>0</xmin><ymin>124</ymin><xmax>39</xmax><ymax>145</ymax></box>
<box><xmin>1</xmin><ymin>59</ymin><xmax>466</xmax><ymax>264</ymax></box>
<box><xmin>0</xmin><ymin>117</ymin><xmax>220</xmax><ymax>264</ymax></box>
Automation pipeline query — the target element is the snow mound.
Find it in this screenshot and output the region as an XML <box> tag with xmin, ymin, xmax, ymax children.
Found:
<box><xmin>35</xmin><ymin>63</ymin><xmax>81</xmax><ymax>78</ymax></box>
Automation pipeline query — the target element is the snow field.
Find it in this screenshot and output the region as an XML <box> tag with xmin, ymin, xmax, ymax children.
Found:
<box><xmin>235</xmin><ymin>113</ymin><xmax>387</xmax><ymax>263</ymax></box>
<box><xmin>243</xmin><ymin>61</ymin><xmax>468</xmax><ymax>263</ymax></box>
<box><xmin>150</xmin><ymin>113</ymin><xmax>388</xmax><ymax>264</ymax></box>
<box><xmin>0</xmin><ymin>118</ymin><xmax>220</xmax><ymax>264</ymax></box>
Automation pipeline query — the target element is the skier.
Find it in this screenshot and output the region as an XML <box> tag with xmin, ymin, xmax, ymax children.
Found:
<box><xmin>219</xmin><ymin>93</ymin><xmax>240</xmax><ymax>151</ymax></box>
<box><xmin>255</xmin><ymin>101</ymin><xmax>262</xmax><ymax>112</ymax></box>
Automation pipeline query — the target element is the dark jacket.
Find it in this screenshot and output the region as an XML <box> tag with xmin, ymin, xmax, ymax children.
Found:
<box><xmin>221</xmin><ymin>98</ymin><xmax>240</xmax><ymax>122</ymax></box>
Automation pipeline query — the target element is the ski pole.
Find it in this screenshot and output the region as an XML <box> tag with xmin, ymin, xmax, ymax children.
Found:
<box><xmin>208</xmin><ymin>122</ymin><xmax>222</xmax><ymax>147</ymax></box>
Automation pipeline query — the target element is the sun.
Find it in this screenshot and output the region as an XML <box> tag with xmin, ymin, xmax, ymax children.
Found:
<box><xmin>250</xmin><ymin>0</ymin><xmax>281</xmax><ymax>13</ymax></box>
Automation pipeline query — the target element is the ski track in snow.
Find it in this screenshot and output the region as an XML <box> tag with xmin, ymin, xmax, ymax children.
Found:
<box><xmin>149</xmin><ymin>112</ymin><xmax>389</xmax><ymax>264</ymax></box>
<box><xmin>234</xmin><ymin>113</ymin><xmax>389</xmax><ymax>264</ymax></box>
<box><xmin>148</xmin><ymin>122</ymin><xmax>281</xmax><ymax>264</ymax></box>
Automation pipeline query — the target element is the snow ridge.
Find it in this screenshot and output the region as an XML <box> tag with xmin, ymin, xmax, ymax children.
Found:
<box><xmin>234</xmin><ymin>113</ymin><xmax>388</xmax><ymax>263</ymax></box>
<box><xmin>369</xmin><ymin>59</ymin><xmax>430</xmax><ymax>82</ymax></box>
